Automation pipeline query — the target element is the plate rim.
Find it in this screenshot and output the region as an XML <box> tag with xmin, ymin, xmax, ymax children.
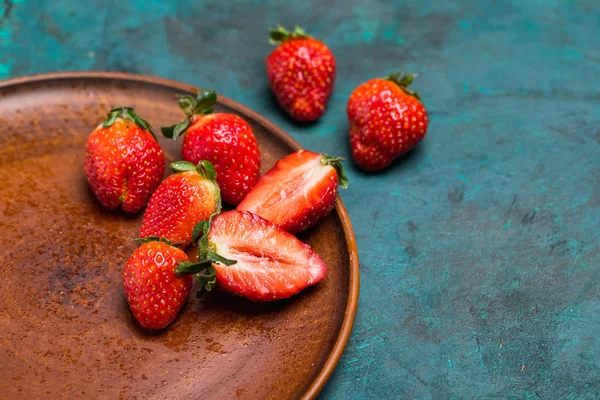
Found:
<box><xmin>0</xmin><ymin>71</ymin><xmax>359</xmax><ymax>399</ymax></box>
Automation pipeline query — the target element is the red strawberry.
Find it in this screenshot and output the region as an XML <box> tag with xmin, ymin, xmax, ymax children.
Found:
<box><xmin>84</xmin><ymin>107</ymin><xmax>165</xmax><ymax>213</ymax></box>
<box><xmin>266</xmin><ymin>25</ymin><xmax>336</xmax><ymax>122</ymax></box>
<box><xmin>123</xmin><ymin>239</ymin><xmax>193</xmax><ymax>330</ymax></box>
<box><xmin>237</xmin><ymin>150</ymin><xmax>348</xmax><ymax>234</ymax></box>
<box><xmin>347</xmin><ymin>72</ymin><xmax>429</xmax><ymax>171</ymax></box>
<box><xmin>140</xmin><ymin>161</ymin><xmax>220</xmax><ymax>248</ymax></box>
<box><xmin>175</xmin><ymin>210</ymin><xmax>327</xmax><ymax>302</ymax></box>
<box><xmin>161</xmin><ymin>90</ymin><xmax>260</xmax><ymax>205</ymax></box>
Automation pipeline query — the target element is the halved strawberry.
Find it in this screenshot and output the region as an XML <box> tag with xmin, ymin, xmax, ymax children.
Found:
<box><xmin>139</xmin><ymin>161</ymin><xmax>220</xmax><ymax>248</ymax></box>
<box><xmin>237</xmin><ymin>150</ymin><xmax>348</xmax><ymax>233</ymax></box>
<box><xmin>175</xmin><ymin>210</ymin><xmax>327</xmax><ymax>302</ymax></box>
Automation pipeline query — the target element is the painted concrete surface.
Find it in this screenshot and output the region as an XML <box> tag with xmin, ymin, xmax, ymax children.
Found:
<box><xmin>2</xmin><ymin>0</ymin><xmax>599</xmax><ymax>398</ymax></box>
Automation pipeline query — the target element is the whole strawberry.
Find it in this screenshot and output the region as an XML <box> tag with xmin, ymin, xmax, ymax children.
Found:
<box><xmin>139</xmin><ymin>160</ymin><xmax>221</xmax><ymax>248</ymax></box>
<box><xmin>161</xmin><ymin>90</ymin><xmax>260</xmax><ymax>205</ymax></box>
<box><xmin>348</xmin><ymin>73</ymin><xmax>429</xmax><ymax>171</ymax></box>
<box><xmin>123</xmin><ymin>239</ymin><xmax>193</xmax><ymax>330</ymax></box>
<box><xmin>237</xmin><ymin>150</ymin><xmax>348</xmax><ymax>234</ymax></box>
<box><xmin>266</xmin><ymin>25</ymin><xmax>336</xmax><ymax>122</ymax></box>
<box><xmin>84</xmin><ymin>107</ymin><xmax>165</xmax><ymax>212</ymax></box>
<box><xmin>175</xmin><ymin>210</ymin><xmax>327</xmax><ymax>302</ymax></box>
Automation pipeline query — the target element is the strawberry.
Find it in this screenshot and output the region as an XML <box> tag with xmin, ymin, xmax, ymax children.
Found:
<box><xmin>161</xmin><ymin>90</ymin><xmax>260</xmax><ymax>205</ymax></box>
<box><xmin>237</xmin><ymin>150</ymin><xmax>348</xmax><ymax>234</ymax></box>
<box><xmin>175</xmin><ymin>210</ymin><xmax>327</xmax><ymax>302</ymax></box>
<box><xmin>347</xmin><ymin>72</ymin><xmax>429</xmax><ymax>171</ymax></box>
<box><xmin>139</xmin><ymin>161</ymin><xmax>221</xmax><ymax>248</ymax></box>
<box><xmin>266</xmin><ymin>25</ymin><xmax>336</xmax><ymax>122</ymax></box>
<box><xmin>123</xmin><ymin>239</ymin><xmax>193</xmax><ymax>330</ymax></box>
<box><xmin>84</xmin><ymin>107</ymin><xmax>165</xmax><ymax>213</ymax></box>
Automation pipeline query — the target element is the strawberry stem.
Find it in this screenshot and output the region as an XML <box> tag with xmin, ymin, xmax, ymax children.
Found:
<box><xmin>321</xmin><ymin>154</ymin><xmax>349</xmax><ymax>189</ymax></box>
<box><xmin>269</xmin><ymin>25</ymin><xmax>310</xmax><ymax>45</ymax></box>
<box><xmin>174</xmin><ymin>263</ymin><xmax>218</xmax><ymax>297</ymax></box>
<box><xmin>191</xmin><ymin>220</ymin><xmax>205</xmax><ymax>244</ymax></box>
<box><xmin>174</xmin><ymin>261</ymin><xmax>209</xmax><ymax>275</ymax></box>
<box><xmin>177</xmin><ymin>217</ymin><xmax>237</xmax><ymax>272</ymax></box>
<box><xmin>197</xmin><ymin>160</ymin><xmax>217</xmax><ymax>182</ymax></box>
<box><xmin>205</xmin><ymin>250</ymin><xmax>236</xmax><ymax>266</ymax></box>
<box><xmin>170</xmin><ymin>160</ymin><xmax>197</xmax><ymax>173</ymax></box>
<box><xmin>103</xmin><ymin>107</ymin><xmax>157</xmax><ymax>139</ymax></box>
<box><xmin>170</xmin><ymin>160</ymin><xmax>222</xmax><ymax>214</ymax></box>
<box><xmin>135</xmin><ymin>236</ymin><xmax>182</xmax><ymax>247</ymax></box>
<box><xmin>195</xmin><ymin>266</ymin><xmax>217</xmax><ymax>297</ymax></box>
<box><xmin>161</xmin><ymin>89</ymin><xmax>217</xmax><ymax>140</ymax></box>
<box><xmin>385</xmin><ymin>72</ymin><xmax>421</xmax><ymax>100</ymax></box>
<box><xmin>174</xmin><ymin>213</ymin><xmax>236</xmax><ymax>298</ymax></box>
<box><xmin>170</xmin><ymin>160</ymin><xmax>217</xmax><ymax>182</ymax></box>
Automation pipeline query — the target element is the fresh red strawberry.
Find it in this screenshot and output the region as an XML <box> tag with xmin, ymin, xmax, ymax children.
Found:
<box><xmin>347</xmin><ymin>72</ymin><xmax>429</xmax><ymax>171</ymax></box>
<box><xmin>175</xmin><ymin>210</ymin><xmax>327</xmax><ymax>302</ymax></box>
<box><xmin>161</xmin><ymin>89</ymin><xmax>260</xmax><ymax>205</ymax></box>
<box><xmin>84</xmin><ymin>107</ymin><xmax>165</xmax><ymax>212</ymax></box>
<box><xmin>139</xmin><ymin>161</ymin><xmax>220</xmax><ymax>248</ymax></box>
<box><xmin>237</xmin><ymin>150</ymin><xmax>348</xmax><ymax>234</ymax></box>
<box><xmin>123</xmin><ymin>239</ymin><xmax>193</xmax><ymax>330</ymax></box>
<box><xmin>266</xmin><ymin>25</ymin><xmax>336</xmax><ymax>122</ymax></box>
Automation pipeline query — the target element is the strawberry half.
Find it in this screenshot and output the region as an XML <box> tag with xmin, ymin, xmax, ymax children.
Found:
<box><xmin>237</xmin><ymin>150</ymin><xmax>348</xmax><ymax>234</ymax></box>
<box><xmin>84</xmin><ymin>107</ymin><xmax>165</xmax><ymax>213</ymax></box>
<box><xmin>266</xmin><ymin>25</ymin><xmax>336</xmax><ymax>122</ymax></box>
<box><xmin>123</xmin><ymin>239</ymin><xmax>193</xmax><ymax>330</ymax></box>
<box><xmin>139</xmin><ymin>160</ymin><xmax>220</xmax><ymax>248</ymax></box>
<box><xmin>175</xmin><ymin>210</ymin><xmax>327</xmax><ymax>302</ymax></box>
<box><xmin>161</xmin><ymin>89</ymin><xmax>261</xmax><ymax>205</ymax></box>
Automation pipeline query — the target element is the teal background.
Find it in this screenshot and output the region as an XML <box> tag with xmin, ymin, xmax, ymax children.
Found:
<box><xmin>2</xmin><ymin>0</ymin><xmax>599</xmax><ymax>398</ymax></box>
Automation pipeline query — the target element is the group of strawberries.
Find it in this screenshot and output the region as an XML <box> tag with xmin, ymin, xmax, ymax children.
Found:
<box><xmin>84</xmin><ymin>93</ymin><xmax>346</xmax><ymax>330</ymax></box>
<box><xmin>266</xmin><ymin>26</ymin><xmax>429</xmax><ymax>171</ymax></box>
<box><xmin>83</xmin><ymin>26</ymin><xmax>428</xmax><ymax>330</ymax></box>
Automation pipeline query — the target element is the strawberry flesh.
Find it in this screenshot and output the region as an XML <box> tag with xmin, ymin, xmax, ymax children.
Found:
<box><xmin>208</xmin><ymin>210</ymin><xmax>327</xmax><ymax>301</ymax></box>
<box><xmin>237</xmin><ymin>150</ymin><xmax>341</xmax><ymax>233</ymax></box>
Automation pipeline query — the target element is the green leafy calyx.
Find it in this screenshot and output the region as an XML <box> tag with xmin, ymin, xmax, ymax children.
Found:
<box><xmin>170</xmin><ymin>160</ymin><xmax>217</xmax><ymax>182</ymax></box>
<box><xmin>103</xmin><ymin>107</ymin><xmax>156</xmax><ymax>139</ymax></box>
<box><xmin>170</xmin><ymin>160</ymin><xmax>222</xmax><ymax>217</ymax></box>
<box><xmin>170</xmin><ymin>160</ymin><xmax>197</xmax><ymax>173</ymax></box>
<box><xmin>321</xmin><ymin>154</ymin><xmax>349</xmax><ymax>189</ymax></box>
<box><xmin>385</xmin><ymin>72</ymin><xmax>421</xmax><ymax>100</ymax></box>
<box><xmin>269</xmin><ymin>25</ymin><xmax>310</xmax><ymax>45</ymax></box>
<box><xmin>174</xmin><ymin>213</ymin><xmax>236</xmax><ymax>298</ymax></box>
<box><xmin>135</xmin><ymin>236</ymin><xmax>182</xmax><ymax>247</ymax></box>
<box><xmin>161</xmin><ymin>89</ymin><xmax>217</xmax><ymax>140</ymax></box>
<box><xmin>195</xmin><ymin>266</ymin><xmax>217</xmax><ymax>298</ymax></box>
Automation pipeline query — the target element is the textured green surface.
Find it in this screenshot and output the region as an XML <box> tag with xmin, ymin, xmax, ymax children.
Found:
<box><xmin>2</xmin><ymin>0</ymin><xmax>600</xmax><ymax>398</ymax></box>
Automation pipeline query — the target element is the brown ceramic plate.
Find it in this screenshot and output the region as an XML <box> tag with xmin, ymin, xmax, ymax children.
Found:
<box><xmin>0</xmin><ymin>72</ymin><xmax>359</xmax><ymax>399</ymax></box>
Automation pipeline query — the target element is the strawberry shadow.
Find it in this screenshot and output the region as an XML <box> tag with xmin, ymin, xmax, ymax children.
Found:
<box><xmin>122</xmin><ymin>274</ymin><xmax>323</xmax><ymax>340</ymax></box>
<box><xmin>264</xmin><ymin>86</ymin><xmax>322</xmax><ymax>128</ymax></box>
<box><xmin>193</xmin><ymin>287</ymin><xmax>305</xmax><ymax>315</ymax></box>
<box><xmin>120</xmin><ymin>293</ymin><xmax>202</xmax><ymax>338</ymax></box>
<box><xmin>342</xmin><ymin>135</ymin><xmax>428</xmax><ymax>178</ymax></box>
<box><xmin>82</xmin><ymin>176</ymin><xmax>141</xmax><ymax>222</ymax></box>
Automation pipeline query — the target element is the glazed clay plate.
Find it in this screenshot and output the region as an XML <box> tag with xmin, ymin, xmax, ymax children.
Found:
<box><xmin>0</xmin><ymin>72</ymin><xmax>359</xmax><ymax>399</ymax></box>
